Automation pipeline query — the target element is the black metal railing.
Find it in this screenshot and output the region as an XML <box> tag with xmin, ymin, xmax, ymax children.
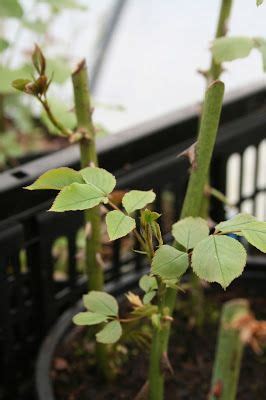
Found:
<box><xmin>0</xmin><ymin>83</ymin><xmax>265</xmax><ymax>399</ymax></box>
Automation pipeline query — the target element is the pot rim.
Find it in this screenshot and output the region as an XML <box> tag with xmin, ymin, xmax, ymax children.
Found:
<box><xmin>35</xmin><ymin>300</ymin><xmax>82</xmax><ymax>400</ymax></box>
<box><xmin>35</xmin><ymin>260</ymin><xmax>266</xmax><ymax>400</ymax></box>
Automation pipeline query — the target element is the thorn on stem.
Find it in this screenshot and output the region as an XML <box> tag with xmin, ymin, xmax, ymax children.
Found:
<box><xmin>197</xmin><ymin>68</ymin><xmax>209</xmax><ymax>78</ymax></box>
<box><xmin>177</xmin><ymin>141</ymin><xmax>198</xmax><ymax>170</ymax></box>
<box><xmin>161</xmin><ymin>352</ymin><xmax>174</xmax><ymax>376</ymax></box>
<box><xmin>96</xmin><ymin>252</ymin><xmax>105</xmax><ymax>269</ymax></box>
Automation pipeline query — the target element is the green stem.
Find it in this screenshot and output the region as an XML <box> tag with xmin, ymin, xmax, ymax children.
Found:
<box><xmin>72</xmin><ymin>59</ymin><xmax>102</xmax><ymax>287</ymax></box>
<box><xmin>148</xmin><ymin>281</ymin><xmax>169</xmax><ymax>400</ymax></box>
<box><xmin>209</xmin><ymin>299</ymin><xmax>249</xmax><ymax>400</ymax></box>
<box><xmin>201</xmin><ymin>0</ymin><xmax>233</xmax><ymax>218</ymax></box>
<box><xmin>148</xmin><ymin>326</ymin><xmax>165</xmax><ymax>400</ymax></box>
<box><xmin>180</xmin><ymin>81</ymin><xmax>225</xmax><ymax>218</ymax></box>
<box><xmin>147</xmin><ymin>5</ymin><xmax>232</xmax><ymax>396</ymax></box>
<box><xmin>71</xmin><ymin>59</ymin><xmax>109</xmax><ymax>380</ymax></box>
<box><xmin>209</xmin><ymin>0</ymin><xmax>233</xmax><ymax>83</ymax></box>
<box><xmin>38</xmin><ymin>96</ymin><xmax>72</xmax><ymax>137</ymax></box>
<box><xmin>163</xmin><ymin>80</ymin><xmax>225</xmax><ymax>349</ymax></box>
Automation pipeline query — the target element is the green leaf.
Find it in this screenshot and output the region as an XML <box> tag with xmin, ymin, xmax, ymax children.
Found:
<box><xmin>172</xmin><ymin>217</ymin><xmax>209</xmax><ymax>250</ymax></box>
<box><xmin>0</xmin><ymin>0</ymin><xmax>23</xmax><ymax>18</ymax></box>
<box><xmin>106</xmin><ymin>210</ymin><xmax>136</xmax><ymax>240</ymax></box>
<box><xmin>83</xmin><ymin>291</ymin><xmax>119</xmax><ymax>317</ymax></box>
<box><xmin>257</xmin><ymin>0</ymin><xmax>263</xmax><ymax>6</ymax></box>
<box><xmin>215</xmin><ymin>214</ymin><xmax>266</xmax><ymax>252</ymax></box>
<box><xmin>81</xmin><ymin>167</ymin><xmax>116</xmax><ymax>196</ymax></box>
<box><xmin>46</xmin><ymin>58</ymin><xmax>71</xmax><ymax>83</ymax></box>
<box><xmin>26</xmin><ymin>168</ymin><xmax>84</xmax><ymax>190</ymax></box>
<box><xmin>73</xmin><ymin>311</ymin><xmax>107</xmax><ymax>326</ymax></box>
<box><xmin>0</xmin><ymin>38</ymin><xmax>9</xmax><ymax>52</ymax></box>
<box><xmin>241</xmin><ymin>222</ymin><xmax>266</xmax><ymax>253</ymax></box>
<box><xmin>212</xmin><ymin>37</ymin><xmax>254</xmax><ymax>63</ymax></box>
<box><xmin>141</xmin><ymin>209</ymin><xmax>161</xmax><ymax>224</ymax></box>
<box><xmin>139</xmin><ymin>275</ymin><xmax>158</xmax><ymax>292</ymax></box>
<box><xmin>143</xmin><ymin>291</ymin><xmax>156</xmax><ymax>304</ymax></box>
<box><xmin>122</xmin><ymin>190</ymin><xmax>156</xmax><ymax>214</ymax></box>
<box><xmin>12</xmin><ymin>79</ymin><xmax>31</xmax><ymax>92</ymax></box>
<box><xmin>96</xmin><ymin>321</ymin><xmax>122</xmax><ymax>344</ymax></box>
<box><xmin>151</xmin><ymin>245</ymin><xmax>189</xmax><ymax>280</ymax></box>
<box><xmin>32</xmin><ymin>44</ymin><xmax>46</xmax><ymax>75</ymax></box>
<box><xmin>215</xmin><ymin>213</ymin><xmax>257</xmax><ymax>234</ymax></box>
<box><xmin>191</xmin><ymin>235</ymin><xmax>247</xmax><ymax>289</ymax></box>
<box><xmin>50</xmin><ymin>183</ymin><xmax>106</xmax><ymax>212</ymax></box>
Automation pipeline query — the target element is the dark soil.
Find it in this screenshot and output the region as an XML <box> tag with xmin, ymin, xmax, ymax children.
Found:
<box><xmin>53</xmin><ymin>285</ymin><xmax>266</xmax><ymax>400</ymax></box>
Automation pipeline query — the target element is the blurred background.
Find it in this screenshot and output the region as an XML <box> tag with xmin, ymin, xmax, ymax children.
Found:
<box><xmin>1</xmin><ymin>0</ymin><xmax>266</xmax><ymax>135</ymax></box>
<box><xmin>0</xmin><ymin>0</ymin><xmax>265</xmax><ymax>207</ymax></box>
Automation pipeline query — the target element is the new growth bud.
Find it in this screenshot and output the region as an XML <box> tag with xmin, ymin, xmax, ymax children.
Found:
<box><xmin>32</xmin><ymin>44</ymin><xmax>46</xmax><ymax>75</ymax></box>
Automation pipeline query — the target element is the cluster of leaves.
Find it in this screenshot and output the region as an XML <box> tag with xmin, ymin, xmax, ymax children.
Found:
<box><xmin>73</xmin><ymin>291</ymin><xmax>122</xmax><ymax>344</ymax></box>
<box><xmin>27</xmin><ymin>165</ymin><xmax>266</xmax><ymax>345</ymax></box>
<box><xmin>26</xmin><ymin>166</ymin><xmax>156</xmax><ymax>240</ymax></box>
<box><xmin>73</xmin><ymin>213</ymin><xmax>266</xmax><ymax>344</ymax></box>
<box><xmin>153</xmin><ymin>214</ymin><xmax>266</xmax><ymax>290</ymax></box>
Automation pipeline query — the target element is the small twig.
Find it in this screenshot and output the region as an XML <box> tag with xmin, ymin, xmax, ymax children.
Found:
<box><xmin>205</xmin><ymin>185</ymin><xmax>234</xmax><ymax>207</ymax></box>
<box><xmin>37</xmin><ymin>96</ymin><xmax>73</xmax><ymax>137</ymax></box>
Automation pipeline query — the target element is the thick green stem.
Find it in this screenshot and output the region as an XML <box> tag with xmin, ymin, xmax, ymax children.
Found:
<box><xmin>147</xmin><ymin>5</ymin><xmax>232</xmax><ymax>395</ymax></box>
<box><xmin>209</xmin><ymin>299</ymin><xmax>250</xmax><ymax>400</ymax></box>
<box><xmin>71</xmin><ymin>59</ymin><xmax>109</xmax><ymax>379</ymax></box>
<box><xmin>72</xmin><ymin>60</ymin><xmax>102</xmax><ymax>289</ymax></box>
<box><xmin>163</xmin><ymin>81</ymin><xmax>225</xmax><ymax>348</ymax></box>
<box><xmin>201</xmin><ymin>0</ymin><xmax>233</xmax><ymax>218</ymax></box>
<box><xmin>181</xmin><ymin>81</ymin><xmax>225</xmax><ymax>218</ymax></box>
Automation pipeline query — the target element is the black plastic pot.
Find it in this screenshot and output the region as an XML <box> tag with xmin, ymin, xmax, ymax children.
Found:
<box><xmin>35</xmin><ymin>260</ymin><xmax>266</xmax><ymax>400</ymax></box>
